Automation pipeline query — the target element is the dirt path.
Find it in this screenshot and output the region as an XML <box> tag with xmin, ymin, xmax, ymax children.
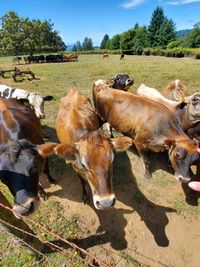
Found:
<box><xmin>46</xmin><ymin>150</ymin><xmax>200</xmax><ymax>267</ymax></box>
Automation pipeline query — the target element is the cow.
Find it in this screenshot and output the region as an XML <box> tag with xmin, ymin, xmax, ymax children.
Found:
<box><xmin>12</xmin><ymin>56</ymin><xmax>22</xmax><ymax>65</ymax></box>
<box><xmin>164</xmin><ymin>79</ymin><xmax>186</xmax><ymax>102</ymax></box>
<box><xmin>120</xmin><ymin>53</ymin><xmax>125</xmax><ymax>60</ymax></box>
<box><xmin>63</xmin><ymin>54</ymin><xmax>78</xmax><ymax>62</ymax></box>
<box><xmin>0</xmin><ymin>98</ymin><xmax>58</xmax><ymax>217</ymax></box>
<box><xmin>0</xmin><ymin>85</ymin><xmax>53</xmax><ymax>119</ymax></box>
<box><xmin>136</xmin><ymin>84</ymin><xmax>200</xmax><ymax>132</ymax></box>
<box><xmin>105</xmin><ymin>74</ymin><xmax>134</xmax><ymax>137</ymax></box>
<box><xmin>102</xmin><ymin>52</ymin><xmax>108</xmax><ymax>59</ymax></box>
<box><xmin>93</xmin><ymin>80</ymin><xmax>200</xmax><ymax>182</ymax></box>
<box><xmin>110</xmin><ymin>74</ymin><xmax>134</xmax><ymax>91</ymax></box>
<box><xmin>55</xmin><ymin>89</ymin><xmax>133</xmax><ymax>210</ymax></box>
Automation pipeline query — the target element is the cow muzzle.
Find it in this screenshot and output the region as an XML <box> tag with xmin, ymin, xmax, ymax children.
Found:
<box><xmin>13</xmin><ymin>197</ymin><xmax>40</xmax><ymax>218</ymax></box>
<box><xmin>93</xmin><ymin>194</ymin><xmax>116</xmax><ymax>210</ymax></box>
<box><xmin>175</xmin><ymin>174</ymin><xmax>191</xmax><ymax>183</ymax></box>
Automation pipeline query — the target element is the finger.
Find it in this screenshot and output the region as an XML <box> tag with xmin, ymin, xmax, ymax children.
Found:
<box><xmin>188</xmin><ymin>181</ymin><xmax>200</xmax><ymax>192</ymax></box>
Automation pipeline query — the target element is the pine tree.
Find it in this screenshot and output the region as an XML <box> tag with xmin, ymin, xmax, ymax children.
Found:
<box><xmin>100</xmin><ymin>34</ymin><xmax>110</xmax><ymax>49</ymax></box>
<box><xmin>148</xmin><ymin>6</ymin><xmax>166</xmax><ymax>47</ymax></box>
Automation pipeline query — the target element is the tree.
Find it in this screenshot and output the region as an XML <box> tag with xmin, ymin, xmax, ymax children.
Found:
<box><xmin>148</xmin><ymin>6</ymin><xmax>176</xmax><ymax>48</ymax></box>
<box><xmin>183</xmin><ymin>23</ymin><xmax>200</xmax><ymax>48</ymax></box>
<box><xmin>82</xmin><ymin>37</ymin><xmax>94</xmax><ymax>50</ymax></box>
<box><xmin>0</xmin><ymin>11</ymin><xmax>66</xmax><ymax>56</ymax></box>
<box><xmin>72</xmin><ymin>44</ymin><xmax>77</xmax><ymax>51</ymax></box>
<box><xmin>100</xmin><ymin>34</ymin><xmax>110</xmax><ymax>49</ymax></box>
<box><xmin>109</xmin><ymin>34</ymin><xmax>121</xmax><ymax>50</ymax></box>
<box><xmin>132</xmin><ymin>26</ymin><xmax>150</xmax><ymax>54</ymax></box>
<box><xmin>76</xmin><ymin>41</ymin><xmax>82</xmax><ymax>51</ymax></box>
<box><xmin>120</xmin><ymin>29</ymin><xmax>136</xmax><ymax>50</ymax></box>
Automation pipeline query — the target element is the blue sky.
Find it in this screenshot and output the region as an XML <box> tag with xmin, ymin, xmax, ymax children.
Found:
<box><xmin>0</xmin><ymin>0</ymin><xmax>200</xmax><ymax>46</ymax></box>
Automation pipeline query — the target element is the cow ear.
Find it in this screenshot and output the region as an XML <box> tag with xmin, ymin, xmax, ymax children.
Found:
<box><xmin>164</xmin><ymin>139</ymin><xmax>175</xmax><ymax>149</ymax></box>
<box><xmin>54</xmin><ymin>143</ymin><xmax>77</xmax><ymax>158</ymax></box>
<box><xmin>37</xmin><ymin>143</ymin><xmax>58</xmax><ymax>158</ymax></box>
<box><xmin>111</xmin><ymin>136</ymin><xmax>133</xmax><ymax>152</ymax></box>
<box><xmin>43</xmin><ymin>95</ymin><xmax>54</xmax><ymax>101</ymax></box>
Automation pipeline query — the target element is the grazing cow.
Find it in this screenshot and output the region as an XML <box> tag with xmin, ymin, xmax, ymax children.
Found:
<box><xmin>0</xmin><ymin>98</ymin><xmax>58</xmax><ymax>217</ymax></box>
<box><xmin>93</xmin><ymin>80</ymin><xmax>200</xmax><ymax>182</ymax></box>
<box><xmin>0</xmin><ymin>85</ymin><xmax>53</xmax><ymax>119</ymax></box>
<box><xmin>12</xmin><ymin>56</ymin><xmax>22</xmax><ymax>65</ymax></box>
<box><xmin>164</xmin><ymin>79</ymin><xmax>186</xmax><ymax>102</ymax></box>
<box><xmin>102</xmin><ymin>52</ymin><xmax>108</xmax><ymax>59</ymax></box>
<box><xmin>55</xmin><ymin>89</ymin><xmax>133</xmax><ymax>210</ymax></box>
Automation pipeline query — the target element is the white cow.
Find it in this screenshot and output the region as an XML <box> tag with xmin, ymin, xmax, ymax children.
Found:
<box><xmin>0</xmin><ymin>85</ymin><xmax>53</xmax><ymax>119</ymax></box>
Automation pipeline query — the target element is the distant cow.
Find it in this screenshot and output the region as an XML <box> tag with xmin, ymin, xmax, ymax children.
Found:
<box><xmin>0</xmin><ymin>85</ymin><xmax>53</xmax><ymax>119</ymax></box>
<box><xmin>164</xmin><ymin>79</ymin><xmax>186</xmax><ymax>102</ymax></box>
<box><xmin>63</xmin><ymin>54</ymin><xmax>78</xmax><ymax>62</ymax></box>
<box><xmin>93</xmin><ymin>80</ymin><xmax>200</xmax><ymax>182</ymax></box>
<box><xmin>0</xmin><ymin>98</ymin><xmax>58</xmax><ymax>217</ymax></box>
<box><xmin>120</xmin><ymin>53</ymin><xmax>125</xmax><ymax>60</ymax></box>
<box><xmin>103</xmin><ymin>52</ymin><xmax>108</xmax><ymax>59</ymax></box>
<box><xmin>12</xmin><ymin>56</ymin><xmax>22</xmax><ymax>65</ymax></box>
<box><xmin>55</xmin><ymin>89</ymin><xmax>133</xmax><ymax>209</ymax></box>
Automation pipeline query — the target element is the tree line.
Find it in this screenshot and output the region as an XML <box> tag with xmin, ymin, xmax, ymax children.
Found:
<box><xmin>0</xmin><ymin>7</ymin><xmax>199</xmax><ymax>56</ymax></box>
<box><xmin>73</xmin><ymin>6</ymin><xmax>200</xmax><ymax>53</ymax></box>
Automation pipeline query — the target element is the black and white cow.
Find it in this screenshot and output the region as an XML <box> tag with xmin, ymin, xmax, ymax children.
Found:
<box><xmin>0</xmin><ymin>85</ymin><xmax>53</xmax><ymax>119</ymax></box>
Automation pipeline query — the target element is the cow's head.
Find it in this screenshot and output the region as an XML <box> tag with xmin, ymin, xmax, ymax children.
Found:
<box><xmin>0</xmin><ymin>140</ymin><xmax>57</xmax><ymax>217</ymax></box>
<box><xmin>55</xmin><ymin>131</ymin><xmax>133</xmax><ymax>210</ymax></box>
<box><xmin>184</xmin><ymin>93</ymin><xmax>200</xmax><ymax>125</ymax></box>
<box><xmin>110</xmin><ymin>74</ymin><xmax>134</xmax><ymax>91</ymax></box>
<box><xmin>28</xmin><ymin>93</ymin><xmax>53</xmax><ymax>119</ymax></box>
<box><xmin>165</xmin><ymin>138</ymin><xmax>200</xmax><ymax>183</ymax></box>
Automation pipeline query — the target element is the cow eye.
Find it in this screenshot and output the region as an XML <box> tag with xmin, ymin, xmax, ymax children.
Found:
<box><xmin>175</xmin><ymin>150</ymin><xmax>186</xmax><ymax>160</ymax></box>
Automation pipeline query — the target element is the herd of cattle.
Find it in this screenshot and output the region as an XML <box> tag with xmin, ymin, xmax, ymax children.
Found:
<box><xmin>12</xmin><ymin>53</ymin><xmax>79</xmax><ymax>65</ymax></box>
<box><xmin>0</xmin><ymin>74</ymin><xmax>199</xmax><ymax>217</ymax></box>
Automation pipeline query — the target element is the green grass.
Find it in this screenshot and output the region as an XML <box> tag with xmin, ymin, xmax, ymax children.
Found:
<box><xmin>1</xmin><ymin>54</ymin><xmax>200</xmax><ymax>266</ymax></box>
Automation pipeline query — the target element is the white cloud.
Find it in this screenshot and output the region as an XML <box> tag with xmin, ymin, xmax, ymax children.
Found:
<box><xmin>121</xmin><ymin>0</ymin><xmax>145</xmax><ymax>9</ymax></box>
<box><xmin>167</xmin><ymin>0</ymin><xmax>200</xmax><ymax>5</ymax></box>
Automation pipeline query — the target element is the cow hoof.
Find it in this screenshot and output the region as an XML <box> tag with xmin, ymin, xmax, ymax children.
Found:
<box><xmin>38</xmin><ymin>190</ymin><xmax>48</xmax><ymax>201</ymax></box>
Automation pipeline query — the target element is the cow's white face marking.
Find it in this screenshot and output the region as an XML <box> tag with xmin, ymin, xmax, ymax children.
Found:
<box><xmin>94</xmin><ymin>79</ymin><xmax>105</xmax><ymax>87</ymax></box>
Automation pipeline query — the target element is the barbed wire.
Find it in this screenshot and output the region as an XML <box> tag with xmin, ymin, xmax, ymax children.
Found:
<box><xmin>0</xmin><ymin>202</ymin><xmax>111</xmax><ymax>267</ymax></box>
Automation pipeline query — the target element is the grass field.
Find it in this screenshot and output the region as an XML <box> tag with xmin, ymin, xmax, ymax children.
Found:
<box><xmin>0</xmin><ymin>54</ymin><xmax>200</xmax><ymax>267</ymax></box>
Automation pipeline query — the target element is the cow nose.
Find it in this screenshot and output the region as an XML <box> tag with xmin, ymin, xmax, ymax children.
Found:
<box><xmin>39</xmin><ymin>114</ymin><xmax>45</xmax><ymax>120</ymax></box>
<box><xmin>94</xmin><ymin>194</ymin><xmax>116</xmax><ymax>210</ymax></box>
<box><xmin>177</xmin><ymin>176</ymin><xmax>191</xmax><ymax>183</ymax></box>
<box><xmin>13</xmin><ymin>198</ymin><xmax>39</xmax><ymax>217</ymax></box>
<box><xmin>126</xmin><ymin>79</ymin><xmax>133</xmax><ymax>85</ymax></box>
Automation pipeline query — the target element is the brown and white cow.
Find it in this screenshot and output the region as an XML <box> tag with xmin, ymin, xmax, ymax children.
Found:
<box><xmin>0</xmin><ymin>85</ymin><xmax>53</xmax><ymax>119</ymax></box>
<box><xmin>55</xmin><ymin>89</ymin><xmax>133</xmax><ymax>210</ymax></box>
<box><xmin>93</xmin><ymin>80</ymin><xmax>200</xmax><ymax>182</ymax></box>
<box><xmin>0</xmin><ymin>98</ymin><xmax>58</xmax><ymax>217</ymax></box>
<box><xmin>137</xmin><ymin>84</ymin><xmax>200</xmax><ymax>132</ymax></box>
<box><xmin>164</xmin><ymin>79</ymin><xmax>186</xmax><ymax>102</ymax></box>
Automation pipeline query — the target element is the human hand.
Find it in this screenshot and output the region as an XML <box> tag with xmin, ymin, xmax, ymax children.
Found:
<box><xmin>188</xmin><ymin>181</ymin><xmax>200</xmax><ymax>192</ymax></box>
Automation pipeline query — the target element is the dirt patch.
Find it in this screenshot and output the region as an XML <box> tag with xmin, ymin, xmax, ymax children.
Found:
<box><xmin>45</xmin><ymin>149</ymin><xmax>200</xmax><ymax>267</ymax></box>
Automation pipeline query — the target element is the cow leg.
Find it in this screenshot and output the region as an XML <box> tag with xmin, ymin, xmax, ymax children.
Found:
<box><xmin>134</xmin><ymin>143</ymin><xmax>152</xmax><ymax>179</ymax></box>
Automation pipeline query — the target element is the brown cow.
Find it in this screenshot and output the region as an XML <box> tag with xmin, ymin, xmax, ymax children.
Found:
<box><xmin>102</xmin><ymin>52</ymin><xmax>108</xmax><ymax>59</ymax></box>
<box><xmin>55</xmin><ymin>89</ymin><xmax>133</xmax><ymax>210</ymax></box>
<box><xmin>164</xmin><ymin>79</ymin><xmax>186</xmax><ymax>102</ymax></box>
<box><xmin>0</xmin><ymin>98</ymin><xmax>57</xmax><ymax>217</ymax></box>
<box><xmin>93</xmin><ymin>80</ymin><xmax>200</xmax><ymax>182</ymax></box>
